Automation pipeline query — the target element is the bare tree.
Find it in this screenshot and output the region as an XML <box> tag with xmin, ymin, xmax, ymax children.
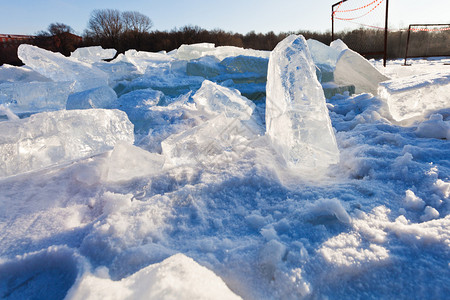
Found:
<box><xmin>48</xmin><ymin>23</ymin><xmax>74</xmax><ymax>35</ymax></box>
<box><xmin>122</xmin><ymin>11</ymin><xmax>153</xmax><ymax>33</ymax></box>
<box><xmin>87</xmin><ymin>9</ymin><xmax>123</xmax><ymax>46</ymax></box>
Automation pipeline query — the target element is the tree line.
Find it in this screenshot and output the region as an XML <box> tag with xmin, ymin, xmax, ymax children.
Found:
<box><xmin>1</xmin><ymin>8</ymin><xmax>448</xmax><ymax>66</ymax></box>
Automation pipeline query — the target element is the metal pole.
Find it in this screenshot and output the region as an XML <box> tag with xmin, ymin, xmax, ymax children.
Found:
<box><xmin>404</xmin><ymin>25</ymin><xmax>412</xmax><ymax>65</ymax></box>
<box><xmin>383</xmin><ymin>0</ymin><xmax>389</xmax><ymax>67</ymax></box>
<box><xmin>332</xmin><ymin>6</ymin><xmax>335</xmax><ymax>41</ymax></box>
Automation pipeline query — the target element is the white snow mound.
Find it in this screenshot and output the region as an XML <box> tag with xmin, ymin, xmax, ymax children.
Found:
<box><xmin>66</xmin><ymin>253</ymin><xmax>242</xmax><ymax>300</ymax></box>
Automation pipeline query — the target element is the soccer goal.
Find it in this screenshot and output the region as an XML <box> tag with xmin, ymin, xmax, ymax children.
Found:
<box><xmin>331</xmin><ymin>0</ymin><xmax>389</xmax><ymax>66</ymax></box>
<box><xmin>403</xmin><ymin>24</ymin><xmax>450</xmax><ymax>65</ymax></box>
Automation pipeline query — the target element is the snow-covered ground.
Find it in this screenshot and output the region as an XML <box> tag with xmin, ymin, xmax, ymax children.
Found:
<box><xmin>0</xmin><ymin>38</ymin><xmax>449</xmax><ymax>299</ymax></box>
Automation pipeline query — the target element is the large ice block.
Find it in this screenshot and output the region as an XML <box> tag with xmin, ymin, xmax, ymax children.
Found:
<box><xmin>66</xmin><ymin>86</ymin><xmax>118</xmax><ymax>110</ymax></box>
<box><xmin>0</xmin><ymin>81</ymin><xmax>73</xmax><ymax>113</ymax></box>
<box><xmin>330</xmin><ymin>39</ymin><xmax>349</xmax><ymax>52</ymax></box>
<box><xmin>378</xmin><ymin>72</ymin><xmax>450</xmax><ymax>122</ymax></box>
<box><xmin>18</xmin><ymin>44</ymin><xmax>108</xmax><ymax>91</ymax></box>
<box><xmin>266</xmin><ymin>35</ymin><xmax>339</xmax><ymax>170</ymax></box>
<box><xmin>123</xmin><ymin>49</ymin><xmax>174</xmax><ymax>75</ymax></box>
<box><xmin>334</xmin><ymin>49</ymin><xmax>389</xmax><ymax>95</ymax></box>
<box><xmin>193</xmin><ymin>80</ymin><xmax>255</xmax><ymax>120</ymax></box>
<box><xmin>71</xmin><ymin>46</ymin><xmax>117</xmax><ymax>63</ymax></box>
<box><xmin>0</xmin><ymin>109</ymin><xmax>134</xmax><ymax>178</ymax></box>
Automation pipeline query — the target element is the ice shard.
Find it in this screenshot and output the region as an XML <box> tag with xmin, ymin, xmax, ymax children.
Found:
<box><xmin>18</xmin><ymin>44</ymin><xmax>108</xmax><ymax>91</ymax></box>
<box><xmin>66</xmin><ymin>86</ymin><xmax>118</xmax><ymax>110</ymax></box>
<box><xmin>266</xmin><ymin>35</ymin><xmax>339</xmax><ymax>170</ymax></box>
<box><xmin>71</xmin><ymin>46</ymin><xmax>117</xmax><ymax>63</ymax></box>
<box><xmin>0</xmin><ymin>109</ymin><xmax>134</xmax><ymax>178</ymax></box>
<box><xmin>334</xmin><ymin>49</ymin><xmax>389</xmax><ymax>95</ymax></box>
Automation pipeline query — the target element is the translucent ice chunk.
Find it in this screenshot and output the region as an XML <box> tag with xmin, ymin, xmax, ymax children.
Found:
<box><xmin>172</xmin><ymin>43</ymin><xmax>270</xmax><ymax>61</ymax></box>
<box><xmin>71</xmin><ymin>46</ymin><xmax>117</xmax><ymax>63</ymax></box>
<box><xmin>173</xmin><ymin>43</ymin><xmax>216</xmax><ymax>60</ymax></box>
<box><xmin>0</xmin><ymin>81</ymin><xmax>73</xmax><ymax>113</ymax></box>
<box><xmin>307</xmin><ymin>39</ymin><xmax>340</xmax><ymax>68</ymax></box>
<box><xmin>123</xmin><ymin>49</ymin><xmax>174</xmax><ymax>75</ymax></box>
<box><xmin>162</xmin><ymin>113</ymin><xmax>258</xmax><ymax>167</ymax></box>
<box><xmin>220</xmin><ymin>55</ymin><xmax>268</xmax><ymax>75</ymax></box>
<box><xmin>186</xmin><ymin>56</ymin><xmax>224</xmax><ymax>78</ymax></box>
<box><xmin>330</xmin><ymin>39</ymin><xmax>349</xmax><ymax>53</ymax></box>
<box><xmin>378</xmin><ymin>72</ymin><xmax>450</xmax><ymax>122</ymax></box>
<box><xmin>117</xmin><ymin>88</ymin><xmax>165</xmax><ymax>133</ymax></box>
<box><xmin>334</xmin><ymin>49</ymin><xmax>389</xmax><ymax>95</ymax></box>
<box><xmin>0</xmin><ymin>109</ymin><xmax>134</xmax><ymax>178</ymax></box>
<box><xmin>18</xmin><ymin>44</ymin><xmax>108</xmax><ymax>91</ymax></box>
<box><xmin>66</xmin><ymin>86</ymin><xmax>118</xmax><ymax>110</ymax></box>
<box><xmin>193</xmin><ymin>80</ymin><xmax>255</xmax><ymax>120</ymax></box>
<box><xmin>103</xmin><ymin>142</ymin><xmax>165</xmax><ymax>182</ymax></box>
<box><xmin>0</xmin><ymin>64</ymin><xmax>51</xmax><ymax>83</ymax></box>
<box><xmin>266</xmin><ymin>35</ymin><xmax>339</xmax><ymax>170</ymax></box>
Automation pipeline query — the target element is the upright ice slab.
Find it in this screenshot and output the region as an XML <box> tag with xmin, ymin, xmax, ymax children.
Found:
<box><xmin>0</xmin><ymin>109</ymin><xmax>134</xmax><ymax>178</ymax></box>
<box><xmin>378</xmin><ymin>72</ymin><xmax>450</xmax><ymax>122</ymax></box>
<box><xmin>266</xmin><ymin>35</ymin><xmax>339</xmax><ymax>170</ymax></box>
<box><xmin>18</xmin><ymin>44</ymin><xmax>108</xmax><ymax>91</ymax></box>
<box><xmin>334</xmin><ymin>49</ymin><xmax>389</xmax><ymax>95</ymax></box>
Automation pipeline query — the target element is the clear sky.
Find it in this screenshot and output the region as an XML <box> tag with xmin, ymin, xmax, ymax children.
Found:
<box><xmin>1</xmin><ymin>0</ymin><xmax>449</xmax><ymax>36</ymax></box>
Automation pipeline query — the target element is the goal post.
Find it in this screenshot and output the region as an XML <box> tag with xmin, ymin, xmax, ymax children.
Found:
<box><xmin>331</xmin><ymin>0</ymin><xmax>389</xmax><ymax>67</ymax></box>
<box><xmin>404</xmin><ymin>24</ymin><xmax>450</xmax><ymax>65</ymax></box>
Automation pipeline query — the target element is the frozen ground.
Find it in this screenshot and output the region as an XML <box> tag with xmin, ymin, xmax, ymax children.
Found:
<box><xmin>0</xmin><ymin>40</ymin><xmax>449</xmax><ymax>299</ymax></box>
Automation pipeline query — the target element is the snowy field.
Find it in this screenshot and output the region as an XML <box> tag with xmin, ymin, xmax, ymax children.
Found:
<box><xmin>0</xmin><ymin>36</ymin><xmax>449</xmax><ymax>299</ymax></box>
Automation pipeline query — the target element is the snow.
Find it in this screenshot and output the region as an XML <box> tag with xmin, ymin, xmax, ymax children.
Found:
<box><xmin>266</xmin><ymin>34</ymin><xmax>339</xmax><ymax>170</ymax></box>
<box><xmin>0</xmin><ymin>39</ymin><xmax>450</xmax><ymax>300</ymax></box>
<box><xmin>66</xmin><ymin>253</ymin><xmax>241</xmax><ymax>300</ymax></box>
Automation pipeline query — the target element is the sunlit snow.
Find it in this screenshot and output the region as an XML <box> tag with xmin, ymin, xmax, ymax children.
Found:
<box><xmin>0</xmin><ymin>36</ymin><xmax>449</xmax><ymax>299</ymax></box>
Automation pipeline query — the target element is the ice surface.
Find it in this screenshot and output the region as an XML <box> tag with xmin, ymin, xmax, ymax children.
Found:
<box><xmin>334</xmin><ymin>49</ymin><xmax>389</xmax><ymax>95</ymax></box>
<box><xmin>66</xmin><ymin>86</ymin><xmax>117</xmax><ymax>110</ymax></box>
<box><xmin>193</xmin><ymin>80</ymin><xmax>255</xmax><ymax>120</ymax></box>
<box><xmin>378</xmin><ymin>72</ymin><xmax>450</xmax><ymax>122</ymax></box>
<box><xmin>220</xmin><ymin>55</ymin><xmax>268</xmax><ymax>75</ymax></box>
<box><xmin>18</xmin><ymin>44</ymin><xmax>108</xmax><ymax>91</ymax></box>
<box><xmin>0</xmin><ymin>64</ymin><xmax>51</xmax><ymax>83</ymax></box>
<box><xmin>266</xmin><ymin>35</ymin><xmax>339</xmax><ymax>169</ymax></box>
<box><xmin>0</xmin><ymin>109</ymin><xmax>133</xmax><ymax>178</ymax></box>
<box><xmin>71</xmin><ymin>46</ymin><xmax>117</xmax><ymax>63</ymax></box>
<box><xmin>66</xmin><ymin>254</ymin><xmax>241</xmax><ymax>300</ymax></box>
<box><xmin>0</xmin><ymin>80</ymin><xmax>73</xmax><ymax>113</ymax></box>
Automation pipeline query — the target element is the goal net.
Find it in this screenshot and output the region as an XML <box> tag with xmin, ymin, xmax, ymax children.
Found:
<box><xmin>331</xmin><ymin>0</ymin><xmax>388</xmax><ymax>64</ymax></box>
<box><xmin>404</xmin><ymin>24</ymin><xmax>450</xmax><ymax>65</ymax></box>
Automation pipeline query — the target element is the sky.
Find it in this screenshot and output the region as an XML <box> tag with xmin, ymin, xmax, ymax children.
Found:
<box><xmin>1</xmin><ymin>0</ymin><xmax>449</xmax><ymax>36</ymax></box>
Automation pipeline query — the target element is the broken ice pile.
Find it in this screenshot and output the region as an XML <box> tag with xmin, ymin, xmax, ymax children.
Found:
<box><xmin>266</xmin><ymin>35</ymin><xmax>339</xmax><ymax>170</ymax></box>
<box><xmin>0</xmin><ymin>109</ymin><xmax>133</xmax><ymax>178</ymax></box>
<box><xmin>162</xmin><ymin>80</ymin><xmax>259</xmax><ymax>167</ymax></box>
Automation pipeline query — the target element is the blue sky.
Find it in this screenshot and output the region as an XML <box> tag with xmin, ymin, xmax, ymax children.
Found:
<box><xmin>1</xmin><ymin>0</ymin><xmax>449</xmax><ymax>36</ymax></box>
